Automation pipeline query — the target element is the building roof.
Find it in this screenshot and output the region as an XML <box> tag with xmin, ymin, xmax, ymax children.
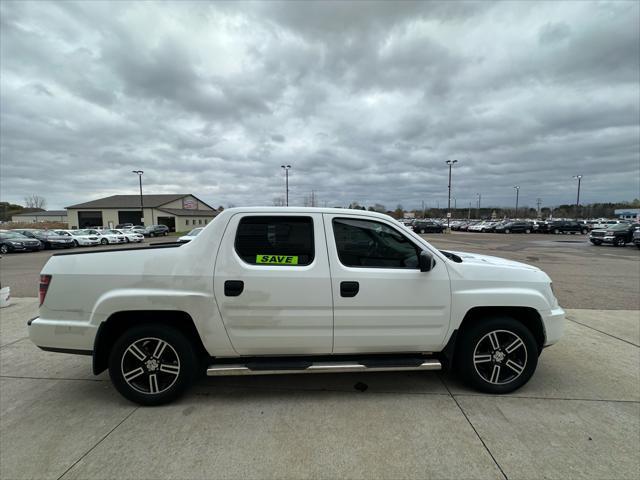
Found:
<box><xmin>13</xmin><ymin>210</ymin><xmax>68</xmax><ymax>217</ymax></box>
<box><xmin>66</xmin><ymin>194</ymin><xmax>215</xmax><ymax>210</ymax></box>
<box><xmin>157</xmin><ymin>208</ymin><xmax>218</xmax><ymax>217</ymax></box>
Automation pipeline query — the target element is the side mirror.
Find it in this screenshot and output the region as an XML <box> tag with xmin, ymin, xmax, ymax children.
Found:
<box><xmin>419</xmin><ymin>250</ymin><xmax>435</xmax><ymax>272</ymax></box>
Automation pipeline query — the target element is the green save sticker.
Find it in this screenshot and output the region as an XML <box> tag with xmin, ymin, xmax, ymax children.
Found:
<box><xmin>256</xmin><ymin>254</ymin><xmax>299</xmax><ymax>265</ymax></box>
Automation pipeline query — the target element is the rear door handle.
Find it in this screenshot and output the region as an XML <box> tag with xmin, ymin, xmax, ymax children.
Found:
<box><xmin>224</xmin><ymin>280</ymin><xmax>244</xmax><ymax>297</ymax></box>
<box><xmin>340</xmin><ymin>281</ymin><xmax>359</xmax><ymax>298</ymax></box>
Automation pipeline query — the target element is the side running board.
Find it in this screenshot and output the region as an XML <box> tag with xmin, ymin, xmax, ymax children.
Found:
<box><xmin>207</xmin><ymin>359</ymin><xmax>441</xmax><ymax>376</ymax></box>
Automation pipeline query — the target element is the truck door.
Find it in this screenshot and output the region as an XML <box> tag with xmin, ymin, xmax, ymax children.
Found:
<box><xmin>324</xmin><ymin>214</ymin><xmax>451</xmax><ymax>353</ymax></box>
<box><xmin>214</xmin><ymin>213</ymin><xmax>333</xmax><ymax>355</ymax></box>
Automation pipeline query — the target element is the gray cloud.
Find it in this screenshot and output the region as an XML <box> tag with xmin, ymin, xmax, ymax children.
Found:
<box><xmin>0</xmin><ymin>0</ymin><xmax>638</xmax><ymax>212</ymax></box>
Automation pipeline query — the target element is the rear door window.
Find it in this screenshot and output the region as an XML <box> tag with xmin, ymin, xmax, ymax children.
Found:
<box><xmin>235</xmin><ymin>216</ymin><xmax>314</xmax><ymax>266</ymax></box>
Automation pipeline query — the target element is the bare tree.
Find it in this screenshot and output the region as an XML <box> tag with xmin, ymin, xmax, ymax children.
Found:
<box><xmin>24</xmin><ymin>195</ymin><xmax>46</xmax><ymax>209</ymax></box>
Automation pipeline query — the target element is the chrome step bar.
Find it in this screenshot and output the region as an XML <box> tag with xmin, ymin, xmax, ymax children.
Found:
<box><xmin>207</xmin><ymin>359</ymin><xmax>441</xmax><ymax>376</ymax></box>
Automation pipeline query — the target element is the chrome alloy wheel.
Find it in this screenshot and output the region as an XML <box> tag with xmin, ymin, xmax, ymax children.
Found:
<box><xmin>120</xmin><ymin>337</ymin><xmax>181</xmax><ymax>394</ymax></box>
<box><xmin>473</xmin><ymin>330</ymin><xmax>528</xmax><ymax>385</ymax></box>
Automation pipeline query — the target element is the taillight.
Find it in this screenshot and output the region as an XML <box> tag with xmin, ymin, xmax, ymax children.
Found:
<box><xmin>39</xmin><ymin>275</ymin><xmax>51</xmax><ymax>306</ymax></box>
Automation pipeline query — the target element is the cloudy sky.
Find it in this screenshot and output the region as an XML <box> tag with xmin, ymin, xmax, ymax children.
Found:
<box><xmin>1</xmin><ymin>1</ymin><xmax>639</xmax><ymax>211</ymax></box>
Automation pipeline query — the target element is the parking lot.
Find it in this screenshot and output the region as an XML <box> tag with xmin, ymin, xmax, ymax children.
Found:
<box><xmin>0</xmin><ymin>231</ymin><xmax>638</xmax><ymax>479</ymax></box>
<box><xmin>1</xmin><ymin>231</ymin><xmax>638</xmax><ymax>309</ymax></box>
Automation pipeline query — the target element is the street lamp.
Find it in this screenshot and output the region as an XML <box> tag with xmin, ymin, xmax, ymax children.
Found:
<box><xmin>476</xmin><ymin>193</ymin><xmax>481</xmax><ymax>219</ymax></box>
<box><xmin>445</xmin><ymin>159</ymin><xmax>458</xmax><ymax>229</ymax></box>
<box><xmin>132</xmin><ymin>170</ymin><xmax>144</xmax><ymax>225</ymax></box>
<box><xmin>513</xmin><ymin>185</ymin><xmax>520</xmax><ymax>218</ymax></box>
<box><xmin>280</xmin><ymin>165</ymin><xmax>291</xmax><ymax>206</ymax></box>
<box><xmin>573</xmin><ymin>175</ymin><xmax>583</xmax><ymax>219</ymax></box>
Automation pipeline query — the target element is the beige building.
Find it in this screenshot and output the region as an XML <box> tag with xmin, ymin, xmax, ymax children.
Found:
<box><xmin>66</xmin><ymin>194</ymin><xmax>217</xmax><ymax>231</ymax></box>
<box><xmin>11</xmin><ymin>210</ymin><xmax>68</xmax><ymax>223</ymax></box>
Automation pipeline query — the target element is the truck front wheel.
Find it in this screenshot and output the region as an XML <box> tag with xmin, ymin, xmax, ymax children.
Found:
<box><xmin>108</xmin><ymin>324</ymin><xmax>198</xmax><ymax>406</ymax></box>
<box><xmin>455</xmin><ymin>317</ymin><xmax>538</xmax><ymax>394</ymax></box>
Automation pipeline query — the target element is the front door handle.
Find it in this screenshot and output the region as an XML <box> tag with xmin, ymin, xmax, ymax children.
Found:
<box><xmin>224</xmin><ymin>280</ymin><xmax>244</xmax><ymax>297</ymax></box>
<box><xmin>340</xmin><ymin>281</ymin><xmax>359</xmax><ymax>298</ymax></box>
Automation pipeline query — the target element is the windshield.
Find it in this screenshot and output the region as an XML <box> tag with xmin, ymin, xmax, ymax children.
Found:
<box><xmin>1</xmin><ymin>232</ymin><xmax>27</xmax><ymax>239</ymax></box>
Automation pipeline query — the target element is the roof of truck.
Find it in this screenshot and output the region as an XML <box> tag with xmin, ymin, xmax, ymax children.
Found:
<box><xmin>220</xmin><ymin>207</ymin><xmax>396</xmax><ymax>220</ymax></box>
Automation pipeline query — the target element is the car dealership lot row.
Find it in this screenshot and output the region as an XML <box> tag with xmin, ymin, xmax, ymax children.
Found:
<box><xmin>2</xmin><ymin>231</ymin><xmax>638</xmax><ymax>309</ymax></box>
<box><xmin>0</xmin><ymin>297</ymin><xmax>638</xmax><ymax>479</ymax></box>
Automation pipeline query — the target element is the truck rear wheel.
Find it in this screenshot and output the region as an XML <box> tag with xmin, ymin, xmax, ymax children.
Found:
<box><xmin>108</xmin><ymin>324</ymin><xmax>197</xmax><ymax>406</ymax></box>
<box><xmin>455</xmin><ymin>317</ymin><xmax>538</xmax><ymax>394</ymax></box>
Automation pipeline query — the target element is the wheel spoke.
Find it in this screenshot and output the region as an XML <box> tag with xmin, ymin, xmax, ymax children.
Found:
<box><xmin>127</xmin><ymin>344</ymin><xmax>146</xmax><ymax>361</ymax></box>
<box><xmin>123</xmin><ymin>367</ymin><xmax>145</xmax><ymax>382</ymax></box>
<box><xmin>488</xmin><ymin>332</ymin><xmax>500</xmax><ymax>350</ymax></box>
<box><xmin>153</xmin><ymin>340</ymin><xmax>167</xmax><ymax>359</ymax></box>
<box><xmin>159</xmin><ymin>363</ymin><xmax>180</xmax><ymax>376</ymax></box>
<box><xmin>149</xmin><ymin>373</ymin><xmax>160</xmax><ymax>393</ymax></box>
<box><xmin>474</xmin><ymin>354</ymin><xmax>492</xmax><ymax>364</ymax></box>
<box><xmin>505</xmin><ymin>359</ymin><xmax>524</xmax><ymax>375</ymax></box>
<box><xmin>505</xmin><ymin>337</ymin><xmax>524</xmax><ymax>354</ymax></box>
<box><xmin>489</xmin><ymin>365</ymin><xmax>501</xmax><ymax>383</ymax></box>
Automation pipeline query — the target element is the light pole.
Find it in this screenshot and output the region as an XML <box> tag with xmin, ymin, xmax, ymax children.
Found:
<box><xmin>280</xmin><ymin>165</ymin><xmax>291</xmax><ymax>206</ymax></box>
<box><xmin>445</xmin><ymin>159</ymin><xmax>458</xmax><ymax>229</ymax></box>
<box><xmin>132</xmin><ymin>170</ymin><xmax>144</xmax><ymax>225</ymax></box>
<box><xmin>513</xmin><ymin>185</ymin><xmax>520</xmax><ymax>218</ymax></box>
<box><xmin>476</xmin><ymin>193</ymin><xmax>481</xmax><ymax>218</ymax></box>
<box><xmin>573</xmin><ymin>175</ymin><xmax>583</xmax><ymax>219</ymax></box>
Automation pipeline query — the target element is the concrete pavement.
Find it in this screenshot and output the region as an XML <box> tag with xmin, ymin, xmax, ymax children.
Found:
<box><xmin>1</xmin><ymin>298</ymin><xmax>638</xmax><ymax>479</ymax></box>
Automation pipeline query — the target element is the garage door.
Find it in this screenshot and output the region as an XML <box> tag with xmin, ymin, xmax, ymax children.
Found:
<box><xmin>157</xmin><ymin>216</ymin><xmax>176</xmax><ymax>232</ymax></box>
<box><xmin>118</xmin><ymin>211</ymin><xmax>142</xmax><ymax>225</ymax></box>
<box><xmin>78</xmin><ymin>211</ymin><xmax>103</xmax><ymax>228</ymax></box>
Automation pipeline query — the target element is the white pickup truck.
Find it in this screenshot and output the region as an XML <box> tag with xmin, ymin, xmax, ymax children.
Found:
<box><xmin>29</xmin><ymin>208</ymin><xmax>564</xmax><ymax>405</ymax></box>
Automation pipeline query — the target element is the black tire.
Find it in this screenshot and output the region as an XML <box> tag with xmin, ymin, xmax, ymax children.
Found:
<box><xmin>164</xmin><ymin>232</ymin><xmax>168</xmax><ymax>236</ymax></box>
<box><xmin>505</xmin><ymin>229</ymin><xmax>510</xmax><ymax>234</ymax></box>
<box><xmin>455</xmin><ymin>317</ymin><xmax>538</xmax><ymax>394</ymax></box>
<box><xmin>636</xmin><ymin>244</ymin><xmax>640</xmax><ymax>250</ymax></box>
<box><xmin>420</xmin><ymin>229</ymin><xmax>425</xmax><ymax>234</ymax></box>
<box><xmin>553</xmin><ymin>229</ymin><xmax>560</xmax><ymax>234</ymax></box>
<box><xmin>150</xmin><ymin>232</ymin><xmax>155</xmax><ymax>237</ymax></box>
<box><xmin>0</xmin><ymin>244</ymin><xmax>9</xmax><ymax>254</ymax></box>
<box><xmin>581</xmin><ymin>230</ymin><xmax>588</xmax><ymax>235</ymax></box>
<box><xmin>614</xmin><ymin>237</ymin><xmax>626</xmax><ymax>247</ymax></box>
<box><xmin>591</xmin><ymin>239</ymin><xmax>602</xmax><ymax>246</ymax></box>
<box><xmin>108</xmin><ymin>324</ymin><xmax>198</xmax><ymax>406</ymax></box>
<box><xmin>100</xmin><ymin>238</ymin><xmax>108</xmax><ymax>245</ymax></box>
<box><xmin>125</xmin><ymin>237</ymin><xmax>130</xmax><ymax>243</ymax></box>
<box><xmin>73</xmin><ymin>240</ymin><xmax>79</xmax><ymax>247</ymax></box>
<box><xmin>525</xmin><ymin>229</ymin><xmax>531</xmax><ymax>234</ymax></box>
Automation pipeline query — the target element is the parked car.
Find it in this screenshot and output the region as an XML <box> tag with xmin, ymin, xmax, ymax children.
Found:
<box><xmin>178</xmin><ymin>227</ymin><xmax>203</xmax><ymax>243</ymax></box>
<box><xmin>540</xmin><ymin>220</ymin><xmax>588</xmax><ymax>235</ymax></box>
<box><xmin>0</xmin><ymin>231</ymin><xmax>42</xmax><ymax>253</ymax></box>
<box><xmin>111</xmin><ymin>229</ymin><xmax>145</xmax><ymax>243</ymax></box>
<box><xmin>12</xmin><ymin>229</ymin><xmax>74</xmax><ymax>249</ymax></box>
<box><xmin>55</xmin><ymin>230</ymin><xmax>101</xmax><ymax>247</ymax></box>
<box><xmin>29</xmin><ymin>207</ymin><xmax>565</xmax><ymax>406</ymax></box>
<box><xmin>589</xmin><ymin>223</ymin><xmax>638</xmax><ymax>247</ymax></box>
<box><xmin>412</xmin><ymin>220</ymin><xmax>444</xmax><ymax>234</ymax></box>
<box><xmin>116</xmin><ymin>223</ymin><xmax>134</xmax><ymax>229</ymax></box>
<box><xmin>93</xmin><ymin>229</ymin><xmax>129</xmax><ymax>244</ymax></box>
<box><xmin>144</xmin><ymin>224</ymin><xmax>170</xmax><ymax>237</ymax></box>
<box><xmin>467</xmin><ymin>220</ymin><xmax>497</xmax><ymax>233</ymax></box>
<box><xmin>126</xmin><ymin>225</ymin><xmax>146</xmax><ymax>234</ymax></box>
<box><xmin>494</xmin><ymin>221</ymin><xmax>533</xmax><ymax>234</ymax></box>
<box><xmin>633</xmin><ymin>228</ymin><xmax>640</xmax><ymax>249</ymax></box>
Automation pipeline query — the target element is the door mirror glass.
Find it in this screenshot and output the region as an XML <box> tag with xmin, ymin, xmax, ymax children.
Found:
<box><xmin>419</xmin><ymin>250</ymin><xmax>435</xmax><ymax>272</ymax></box>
